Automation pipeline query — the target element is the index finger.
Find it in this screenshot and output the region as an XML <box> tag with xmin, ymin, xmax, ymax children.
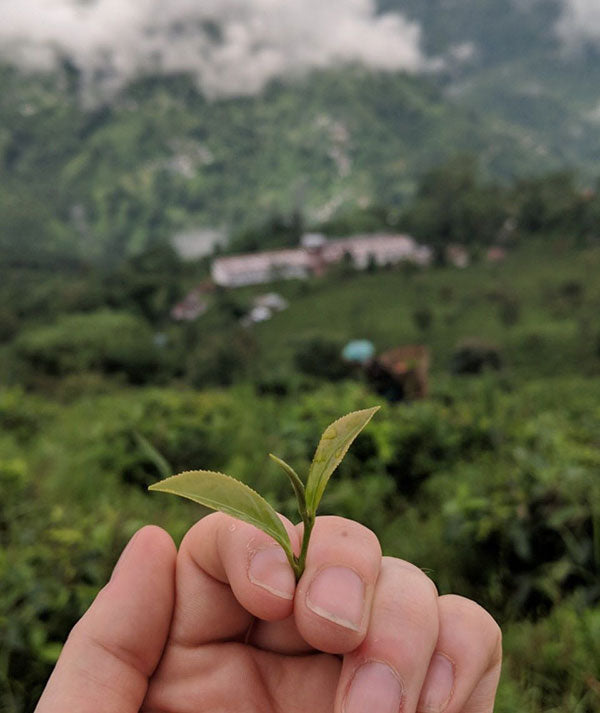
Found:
<box><xmin>168</xmin><ymin>512</ymin><xmax>301</xmax><ymax>647</ymax></box>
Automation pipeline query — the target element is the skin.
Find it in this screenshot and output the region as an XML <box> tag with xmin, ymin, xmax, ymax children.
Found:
<box><xmin>35</xmin><ymin>514</ymin><xmax>502</xmax><ymax>713</ymax></box>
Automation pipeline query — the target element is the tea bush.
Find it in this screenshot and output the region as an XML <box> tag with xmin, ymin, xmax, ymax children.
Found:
<box><xmin>500</xmin><ymin>598</ymin><xmax>600</xmax><ymax>712</ymax></box>
<box><xmin>2</xmin><ymin>243</ymin><xmax>600</xmax><ymax>712</ymax></box>
<box><xmin>1</xmin><ymin>377</ymin><xmax>599</xmax><ymax>712</ymax></box>
<box><xmin>13</xmin><ymin>310</ymin><xmax>162</xmax><ymax>384</ymax></box>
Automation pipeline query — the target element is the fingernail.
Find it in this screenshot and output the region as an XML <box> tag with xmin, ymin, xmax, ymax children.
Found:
<box><xmin>344</xmin><ymin>661</ymin><xmax>404</xmax><ymax>713</ymax></box>
<box><xmin>418</xmin><ymin>653</ymin><xmax>455</xmax><ymax>713</ymax></box>
<box><xmin>248</xmin><ymin>547</ymin><xmax>295</xmax><ymax>599</ymax></box>
<box><xmin>307</xmin><ymin>566</ymin><xmax>365</xmax><ymax>630</ymax></box>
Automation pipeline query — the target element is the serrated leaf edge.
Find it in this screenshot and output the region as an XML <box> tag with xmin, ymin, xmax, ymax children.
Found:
<box><xmin>306</xmin><ymin>405</ymin><xmax>380</xmax><ymax>513</ymax></box>
<box><xmin>149</xmin><ymin>469</ymin><xmax>293</xmax><ymax>556</ymax></box>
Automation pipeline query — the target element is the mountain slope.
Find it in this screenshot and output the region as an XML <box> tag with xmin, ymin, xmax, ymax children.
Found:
<box><xmin>0</xmin><ymin>63</ymin><xmax>559</xmax><ymax>264</ymax></box>
<box><xmin>3</xmin><ymin>1</ymin><xmax>600</xmax><ymax>268</ymax></box>
<box><xmin>382</xmin><ymin>0</ymin><xmax>600</xmax><ymax>174</ymax></box>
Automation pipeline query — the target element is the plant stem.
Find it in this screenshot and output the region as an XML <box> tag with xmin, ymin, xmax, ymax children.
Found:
<box><xmin>287</xmin><ymin>550</ymin><xmax>302</xmax><ymax>579</ymax></box>
<box><xmin>269</xmin><ymin>453</ymin><xmax>306</xmax><ymax>517</ymax></box>
<box><xmin>295</xmin><ymin>512</ymin><xmax>315</xmax><ymax>581</ymax></box>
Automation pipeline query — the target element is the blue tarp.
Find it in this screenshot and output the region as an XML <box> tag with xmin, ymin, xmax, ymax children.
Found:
<box><xmin>342</xmin><ymin>340</ymin><xmax>375</xmax><ymax>364</ymax></box>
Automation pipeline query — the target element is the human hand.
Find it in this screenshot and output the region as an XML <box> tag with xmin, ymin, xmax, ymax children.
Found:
<box><xmin>35</xmin><ymin>514</ymin><xmax>502</xmax><ymax>713</ymax></box>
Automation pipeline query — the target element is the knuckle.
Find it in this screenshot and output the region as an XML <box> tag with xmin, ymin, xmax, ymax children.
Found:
<box><xmin>383</xmin><ymin>556</ymin><xmax>439</xmax><ymax>600</ymax></box>
<box><xmin>180</xmin><ymin>511</ymin><xmax>221</xmax><ymax>544</ymax></box>
<box><xmin>440</xmin><ymin>594</ymin><xmax>502</xmax><ymax>664</ymax></box>
<box><xmin>311</xmin><ymin>516</ymin><xmax>382</xmax><ymax>565</ymax></box>
<box><xmin>379</xmin><ymin>557</ymin><xmax>439</xmax><ymax>631</ymax></box>
<box><xmin>316</xmin><ymin>515</ymin><xmax>380</xmax><ymax>547</ymax></box>
<box><xmin>488</xmin><ymin>616</ymin><xmax>503</xmax><ymax>664</ymax></box>
<box><xmin>471</xmin><ymin>604</ymin><xmax>502</xmax><ymax>668</ymax></box>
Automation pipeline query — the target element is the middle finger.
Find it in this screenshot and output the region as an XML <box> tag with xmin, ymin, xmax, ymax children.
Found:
<box><xmin>335</xmin><ymin>557</ymin><xmax>439</xmax><ymax>713</ymax></box>
<box><xmin>245</xmin><ymin>515</ymin><xmax>383</xmax><ymax>654</ymax></box>
<box><xmin>293</xmin><ymin>515</ymin><xmax>382</xmax><ymax>654</ymax></box>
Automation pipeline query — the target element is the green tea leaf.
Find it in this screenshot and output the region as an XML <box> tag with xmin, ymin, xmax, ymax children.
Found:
<box><xmin>149</xmin><ymin>470</ymin><xmax>294</xmax><ymax>560</ymax></box>
<box><xmin>305</xmin><ymin>406</ymin><xmax>380</xmax><ymax>514</ymax></box>
<box><xmin>269</xmin><ymin>453</ymin><xmax>306</xmax><ymax>515</ymax></box>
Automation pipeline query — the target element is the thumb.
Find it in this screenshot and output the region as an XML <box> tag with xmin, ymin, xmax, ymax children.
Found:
<box><xmin>35</xmin><ymin>526</ymin><xmax>176</xmax><ymax>713</ymax></box>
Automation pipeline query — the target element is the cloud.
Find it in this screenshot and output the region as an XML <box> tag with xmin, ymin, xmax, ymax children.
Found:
<box><xmin>556</xmin><ymin>0</ymin><xmax>600</xmax><ymax>47</ymax></box>
<box><xmin>0</xmin><ymin>0</ymin><xmax>426</xmax><ymax>97</ymax></box>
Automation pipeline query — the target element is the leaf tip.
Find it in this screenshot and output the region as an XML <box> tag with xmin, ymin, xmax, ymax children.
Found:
<box><xmin>357</xmin><ymin>404</ymin><xmax>381</xmax><ymax>424</ymax></box>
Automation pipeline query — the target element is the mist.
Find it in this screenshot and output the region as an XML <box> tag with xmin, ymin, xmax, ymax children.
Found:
<box><xmin>556</xmin><ymin>0</ymin><xmax>600</xmax><ymax>46</ymax></box>
<box><xmin>0</xmin><ymin>0</ymin><xmax>425</xmax><ymax>97</ymax></box>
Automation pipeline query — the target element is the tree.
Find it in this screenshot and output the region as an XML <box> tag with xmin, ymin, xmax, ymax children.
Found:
<box><xmin>104</xmin><ymin>242</ymin><xmax>184</xmax><ymax>324</ymax></box>
<box><xmin>511</xmin><ymin>171</ymin><xmax>585</xmax><ymax>238</ymax></box>
<box><xmin>403</xmin><ymin>155</ymin><xmax>508</xmax><ymax>251</ymax></box>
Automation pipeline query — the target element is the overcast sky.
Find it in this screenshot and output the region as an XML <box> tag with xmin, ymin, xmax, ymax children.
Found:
<box><xmin>556</xmin><ymin>0</ymin><xmax>600</xmax><ymax>46</ymax></box>
<box><xmin>0</xmin><ymin>0</ymin><xmax>426</xmax><ymax>97</ymax></box>
<box><xmin>0</xmin><ymin>0</ymin><xmax>596</xmax><ymax>98</ymax></box>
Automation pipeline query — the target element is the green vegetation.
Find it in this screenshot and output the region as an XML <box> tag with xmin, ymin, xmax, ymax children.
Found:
<box><xmin>3</xmin><ymin>59</ymin><xmax>597</xmax><ymax>269</ymax></box>
<box><xmin>384</xmin><ymin>0</ymin><xmax>600</xmax><ymax>176</ymax></box>
<box><xmin>14</xmin><ymin>310</ymin><xmax>160</xmax><ymax>384</ymax></box>
<box><xmin>1</xmin><ymin>228</ymin><xmax>599</xmax><ymax>710</ymax></box>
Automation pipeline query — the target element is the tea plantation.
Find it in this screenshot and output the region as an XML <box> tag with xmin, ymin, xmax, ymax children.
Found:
<box><xmin>1</xmin><ymin>242</ymin><xmax>599</xmax><ymax>711</ymax></box>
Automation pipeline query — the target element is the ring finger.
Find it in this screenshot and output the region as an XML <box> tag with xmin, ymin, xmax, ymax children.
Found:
<box><xmin>334</xmin><ymin>561</ymin><xmax>502</xmax><ymax>713</ymax></box>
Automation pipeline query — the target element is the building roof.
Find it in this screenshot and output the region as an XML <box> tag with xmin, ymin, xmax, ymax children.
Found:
<box><xmin>211</xmin><ymin>233</ymin><xmax>432</xmax><ymax>286</ymax></box>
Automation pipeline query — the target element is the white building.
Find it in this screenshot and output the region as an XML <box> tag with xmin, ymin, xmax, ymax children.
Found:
<box><xmin>324</xmin><ymin>234</ymin><xmax>432</xmax><ymax>269</ymax></box>
<box><xmin>211</xmin><ymin>249</ymin><xmax>313</xmax><ymax>287</ymax></box>
<box><xmin>211</xmin><ymin>233</ymin><xmax>431</xmax><ymax>287</ymax></box>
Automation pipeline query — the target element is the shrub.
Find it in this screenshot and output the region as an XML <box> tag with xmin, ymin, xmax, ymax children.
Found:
<box><xmin>501</xmin><ymin>599</ymin><xmax>600</xmax><ymax>712</ymax></box>
<box><xmin>294</xmin><ymin>337</ymin><xmax>352</xmax><ymax>381</ymax></box>
<box><xmin>13</xmin><ymin>310</ymin><xmax>161</xmax><ymax>384</ymax></box>
<box><xmin>430</xmin><ymin>409</ymin><xmax>600</xmax><ymax>618</ymax></box>
<box><xmin>451</xmin><ymin>339</ymin><xmax>502</xmax><ymax>375</ymax></box>
<box><xmin>0</xmin><ymin>459</ymin><xmax>129</xmax><ymax>711</ymax></box>
<box><xmin>413</xmin><ymin>307</ymin><xmax>434</xmax><ymax>333</ymax></box>
<box><xmin>0</xmin><ymin>306</ymin><xmax>19</xmax><ymax>343</ymax></box>
<box><xmin>509</xmin><ymin>324</ymin><xmax>584</xmax><ymax>377</ymax></box>
<box><xmin>185</xmin><ymin>330</ymin><xmax>256</xmax><ymax>388</ymax></box>
<box><xmin>559</xmin><ymin>280</ymin><xmax>585</xmax><ymax>306</ymax></box>
<box><xmin>544</xmin><ymin>279</ymin><xmax>586</xmax><ymax>318</ymax></box>
<box><xmin>0</xmin><ymin>389</ymin><xmax>50</xmax><ymax>442</ymax></box>
<box><xmin>498</xmin><ymin>296</ymin><xmax>521</xmax><ymax>327</ymax></box>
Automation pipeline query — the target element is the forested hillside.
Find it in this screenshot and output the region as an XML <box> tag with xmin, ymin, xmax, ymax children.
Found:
<box><xmin>4</xmin><ymin>1</ymin><xmax>600</xmax><ymax>266</ymax></box>
<box><xmin>0</xmin><ymin>61</ymin><xmax>544</xmax><ymax>266</ymax></box>
<box><xmin>384</xmin><ymin>0</ymin><xmax>600</xmax><ymax>173</ymax></box>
